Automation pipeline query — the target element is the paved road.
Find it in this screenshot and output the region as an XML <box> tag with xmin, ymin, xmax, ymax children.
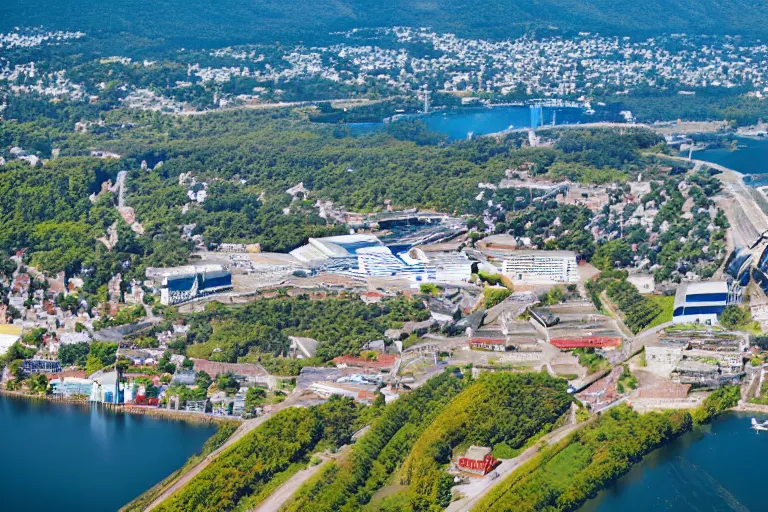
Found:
<box><xmin>445</xmin><ymin>419</ymin><xmax>587</xmax><ymax>512</ymax></box>
<box><xmin>251</xmin><ymin>458</ymin><xmax>329</xmax><ymax>512</ymax></box>
<box><xmin>250</xmin><ymin>445</ymin><xmax>350</xmax><ymax>512</ymax></box>
<box><xmin>146</xmin><ymin>399</ymin><xmax>297</xmax><ymax>511</ymax></box>
<box><xmin>176</xmin><ymin>96</ymin><xmax>402</xmax><ymax>116</ymax></box>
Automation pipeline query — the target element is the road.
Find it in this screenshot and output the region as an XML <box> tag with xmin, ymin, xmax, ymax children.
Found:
<box><xmin>145</xmin><ymin>398</ymin><xmax>298</xmax><ymax>511</ymax></box>
<box><xmin>251</xmin><ymin>457</ymin><xmax>330</xmax><ymax>512</ymax></box>
<box><xmin>176</xmin><ymin>96</ymin><xmax>403</xmax><ymax>116</ymax></box>
<box><xmin>446</xmin><ymin>418</ymin><xmax>587</xmax><ymax>512</ymax></box>
<box><xmin>623</xmin><ymin>321</ymin><xmax>674</xmax><ymax>356</ymax></box>
<box><xmin>250</xmin><ymin>445</ymin><xmax>350</xmax><ymax>512</ymax></box>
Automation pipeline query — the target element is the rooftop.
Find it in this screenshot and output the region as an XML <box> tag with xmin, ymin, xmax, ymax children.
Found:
<box><xmin>502</xmin><ymin>250</ymin><xmax>577</xmax><ymax>259</ymax></box>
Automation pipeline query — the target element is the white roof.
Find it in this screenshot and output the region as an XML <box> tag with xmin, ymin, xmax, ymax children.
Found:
<box><xmin>0</xmin><ymin>334</ymin><xmax>20</xmax><ymax>356</ymax></box>
<box><xmin>357</xmin><ymin>246</ymin><xmax>393</xmax><ymax>255</ymax></box>
<box><xmin>504</xmin><ymin>250</ymin><xmax>577</xmax><ymax>259</ymax></box>
<box><xmin>674</xmin><ymin>281</ymin><xmax>729</xmax><ymax>309</ymax></box>
<box><xmin>682</xmin><ymin>281</ymin><xmax>728</xmax><ymax>295</ymax></box>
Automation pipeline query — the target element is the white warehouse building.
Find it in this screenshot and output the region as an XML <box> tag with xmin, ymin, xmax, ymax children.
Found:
<box><xmin>672</xmin><ymin>281</ymin><xmax>741</xmax><ymax>325</ymax></box>
<box><xmin>501</xmin><ymin>250</ymin><xmax>579</xmax><ymax>284</ymax></box>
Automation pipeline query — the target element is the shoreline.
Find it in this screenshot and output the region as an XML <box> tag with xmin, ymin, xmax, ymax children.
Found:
<box><xmin>732</xmin><ymin>402</ymin><xmax>768</xmax><ymax>414</ymax></box>
<box><xmin>0</xmin><ymin>389</ymin><xmax>241</xmax><ymax>426</ymax></box>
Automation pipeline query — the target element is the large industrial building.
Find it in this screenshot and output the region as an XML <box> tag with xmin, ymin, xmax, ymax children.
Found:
<box><xmin>289</xmin><ymin>234</ymin><xmax>473</xmax><ymax>283</ymax></box>
<box><xmin>672</xmin><ymin>281</ymin><xmax>741</xmax><ymax>325</ymax></box>
<box><xmin>160</xmin><ymin>270</ymin><xmax>232</xmax><ymax>305</ymax></box>
<box><xmin>290</xmin><ymin>234</ymin><xmax>382</xmax><ymax>270</ymax></box>
<box><xmin>501</xmin><ymin>250</ymin><xmax>579</xmax><ymax>284</ymax></box>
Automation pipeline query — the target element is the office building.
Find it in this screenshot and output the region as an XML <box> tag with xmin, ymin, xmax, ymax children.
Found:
<box><xmin>501</xmin><ymin>250</ymin><xmax>579</xmax><ymax>284</ymax></box>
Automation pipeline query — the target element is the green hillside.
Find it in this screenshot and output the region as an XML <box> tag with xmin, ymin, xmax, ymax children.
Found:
<box><xmin>4</xmin><ymin>0</ymin><xmax>768</xmax><ymax>55</ymax></box>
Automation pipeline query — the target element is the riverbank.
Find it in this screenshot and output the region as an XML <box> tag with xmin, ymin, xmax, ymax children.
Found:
<box><xmin>579</xmin><ymin>410</ymin><xmax>768</xmax><ymax>511</ymax></box>
<box><xmin>732</xmin><ymin>401</ymin><xmax>768</xmax><ymax>414</ymax></box>
<box><xmin>121</xmin><ymin>421</ymin><xmax>239</xmax><ymax>512</ymax></box>
<box><xmin>0</xmin><ymin>389</ymin><xmax>241</xmax><ymax>425</ymax></box>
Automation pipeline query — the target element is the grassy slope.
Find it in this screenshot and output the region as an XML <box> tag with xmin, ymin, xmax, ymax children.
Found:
<box><xmin>120</xmin><ymin>422</ymin><xmax>239</xmax><ymax>512</ymax></box>
<box><xmin>473</xmin><ymin>406</ymin><xmax>692</xmax><ymax>512</ymax></box>
<box><xmin>646</xmin><ymin>295</ymin><xmax>674</xmax><ymax>330</ymax></box>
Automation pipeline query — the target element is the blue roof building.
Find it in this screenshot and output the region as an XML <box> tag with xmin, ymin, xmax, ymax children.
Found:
<box><xmin>161</xmin><ymin>270</ymin><xmax>232</xmax><ymax>305</ymax></box>
<box><xmin>672</xmin><ymin>281</ymin><xmax>741</xmax><ymax>325</ymax></box>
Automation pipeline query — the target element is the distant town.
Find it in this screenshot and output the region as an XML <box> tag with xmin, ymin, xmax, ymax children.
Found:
<box><xmin>5</xmin><ymin>26</ymin><xmax>768</xmax><ymax>113</ymax></box>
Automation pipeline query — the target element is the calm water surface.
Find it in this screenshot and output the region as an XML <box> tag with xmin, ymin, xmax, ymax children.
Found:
<box><xmin>0</xmin><ymin>395</ymin><xmax>215</xmax><ymax>512</ymax></box>
<box><xmin>351</xmin><ymin>106</ymin><xmax>587</xmax><ymax>140</ymax></box>
<box><xmin>689</xmin><ymin>137</ymin><xmax>768</xmax><ymax>185</ymax></box>
<box><xmin>419</xmin><ymin>106</ymin><xmax>586</xmax><ymax>140</ymax></box>
<box><xmin>580</xmin><ymin>412</ymin><xmax>768</xmax><ymax>511</ymax></box>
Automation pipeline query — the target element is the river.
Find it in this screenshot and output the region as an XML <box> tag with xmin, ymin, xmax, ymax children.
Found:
<box><xmin>0</xmin><ymin>395</ymin><xmax>215</xmax><ymax>512</ymax></box>
<box><xmin>580</xmin><ymin>412</ymin><xmax>767</xmax><ymax>511</ymax></box>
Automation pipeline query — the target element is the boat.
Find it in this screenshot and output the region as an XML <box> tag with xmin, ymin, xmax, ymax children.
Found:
<box><xmin>751</xmin><ymin>418</ymin><xmax>768</xmax><ymax>431</ymax></box>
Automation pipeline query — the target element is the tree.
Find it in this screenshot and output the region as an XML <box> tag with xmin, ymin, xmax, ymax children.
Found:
<box><xmin>85</xmin><ymin>354</ymin><xmax>105</xmax><ymax>376</ymax></box>
<box><xmin>484</xmin><ymin>287</ymin><xmax>512</xmax><ymax>308</ymax></box>
<box><xmin>216</xmin><ymin>372</ymin><xmax>239</xmax><ymax>395</ymax></box>
<box><xmin>719</xmin><ymin>305</ymin><xmax>751</xmax><ymax>329</ymax></box>
<box><xmin>27</xmin><ymin>373</ymin><xmax>49</xmax><ymax>394</ymax></box>
<box><xmin>158</xmin><ymin>351</ymin><xmax>177</xmax><ymax>374</ymax></box>
<box><xmin>58</xmin><ymin>342</ymin><xmax>90</xmax><ymax>367</ymax></box>
<box><xmin>195</xmin><ymin>371</ymin><xmax>213</xmax><ymax>390</ymax></box>
<box><xmin>592</xmin><ymin>239</ymin><xmax>633</xmax><ymax>270</ymax></box>
<box><xmin>245</xmin><ymin>386</ymin><xmax>266</xmax><ymax>411</ymax></box>
<box><xmin>9</xmin><ymin>359</ymin><xmax>24</xmax><ymax>381</ymax></box>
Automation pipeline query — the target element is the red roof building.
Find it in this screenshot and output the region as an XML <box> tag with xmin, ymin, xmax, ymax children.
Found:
<box><xmin>550</xmin><ymin>337</ymin><xmax>621</xmax><ymax>349</ymax></box>
<box><xmin>332</xmin><ymin>354</ymin><xmax>397</xmax><ymax>372</ymax></box>
<box><xmin>360</xmin><ymin>291</ymin><xmax>386</xmax><ymax>304</ymax></box>
<box><xmin>457</xmin><ymin>446</ymin><xmax>500</xmax><ymax>476</ymax></box>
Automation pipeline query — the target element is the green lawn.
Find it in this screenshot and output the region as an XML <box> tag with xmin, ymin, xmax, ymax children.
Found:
<box><xmin>645</xmin><ymin>295</ymin><xmax>674</xmax><ymax>330</ymax></box>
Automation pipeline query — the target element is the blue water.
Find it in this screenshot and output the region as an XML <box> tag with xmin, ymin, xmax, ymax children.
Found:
<box><xmin>0</xmin><ymin>395</ymin><xmax>215</xmax><ymax>512</ymax></box>
<box><xmin>419</xmin><ymin>106</ymin><xmax>585</xmax><ymax>140</ymax></box>
<box><xmin>351</xmin><ymin>106</ymin><xmax>588</xmax><ymax>141</ymax></box>
<box><xmin>688</xmin><ymin>137</ymin><xmax>768</xmax><ymax>185</ymax></box>
<box><xmin>580</xmin><ymin>412</ymin><xmax>768</xmax><ymax>511</ymax></box>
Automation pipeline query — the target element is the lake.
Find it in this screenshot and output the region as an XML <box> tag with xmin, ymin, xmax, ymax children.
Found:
<box><xmin>351</xmin><ymin>105</ymin><xmax>588</xmax><ymax>141</ymax></box>
<box><xmin>688</xmin><ymin>137</ymin><xmax>768</xmax><ymax>185</ymax></box>
<box><xmin>0</xmin><ymin>395</ymin><xmax>215</xmax><ymax>512</ymax></box>
<box><xmin>580</xmin><ymin>412</ymin><xmax>767</xmax><ymax>511</ymax></box>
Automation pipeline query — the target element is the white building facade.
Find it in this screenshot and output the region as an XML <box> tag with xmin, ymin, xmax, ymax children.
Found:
<box><xmin>501</xmin><ymin>251</ymin><xmax>579</xmax><ymax>284</ymax></box>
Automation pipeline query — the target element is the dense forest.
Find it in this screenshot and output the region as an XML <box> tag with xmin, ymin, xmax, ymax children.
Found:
<box><xmin>7</xmin><ymin>0</ymin><xmax>768</xmax><ymax>57</ymax></box>
<box><xmin>390</xmin><ymin>373</ymin><xmax>570</xmax><ymax>510</ymax></box>
<box><xmin>154</xmin><ymin>396</ymin><xmax>367</xmax><ymax>512</ymax></box>
<box><xmin>181</xmin><ymin>296</ymin><xmax>430</xmax><ymax>365</ymax></box>
<box><xmin>1</xmin><ymin>108</ymin><xmax>664</xmax><ymax>294</ymax></box>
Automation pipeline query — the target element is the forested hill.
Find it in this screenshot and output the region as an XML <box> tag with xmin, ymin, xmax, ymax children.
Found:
<box><xmin>5</xmin><ymin>0</ymin><xmax>768</xmax><ymax>54</ymax></box>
